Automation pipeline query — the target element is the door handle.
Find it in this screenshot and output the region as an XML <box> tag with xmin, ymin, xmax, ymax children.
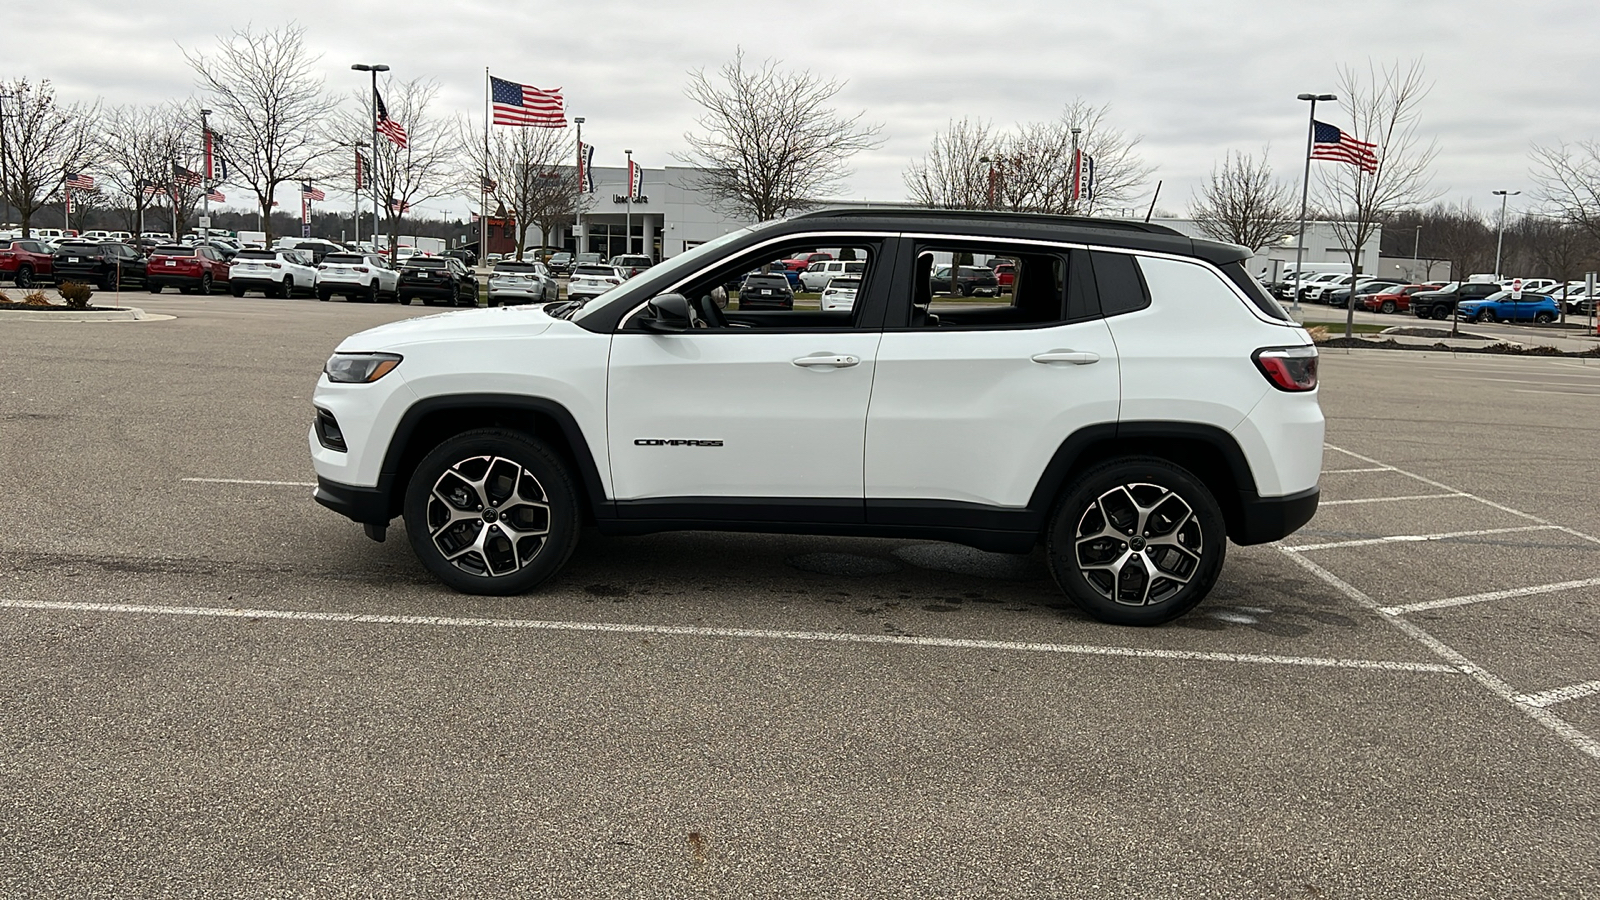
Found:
<box><xmin>1031</xmin><ymin>350</ymin><xmax>1100</xmax><ymax>365</ymax></box>
<box><xmin>792</xmin><ymin>354</ymin><xmax>860</xmax><ymax>368</ymax></box>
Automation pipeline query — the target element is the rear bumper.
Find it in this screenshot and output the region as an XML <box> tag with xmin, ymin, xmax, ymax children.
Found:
<box><xmin>1234</xmin><ymin>486</ymin><xmax>1319</xmax><ymax>545</ymax></box>
<box><xmin>398</xmin><ymin>281</ymin><xmax>459</xmax><ymax>297</ymax></box>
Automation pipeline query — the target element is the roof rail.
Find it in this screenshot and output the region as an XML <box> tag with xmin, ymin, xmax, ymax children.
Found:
<box><xmin>795</xmin><ymin>205</ymin><xmax>1186</xmax><ymax>237</ymax></box>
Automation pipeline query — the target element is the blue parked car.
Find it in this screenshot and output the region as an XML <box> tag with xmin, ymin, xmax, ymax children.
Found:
<box><xmin>1456</xmin><ymin>291</ymin><xmax>1560</xmax><ymax>324</ymax></box>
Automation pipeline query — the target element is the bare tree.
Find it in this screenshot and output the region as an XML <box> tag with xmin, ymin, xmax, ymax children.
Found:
<box><xmin>184</xmin><ymin>23</ymin><xmax>335</xmax><ymax>246</ymax></box>
<box><xmin>457</xmin><ymin>117</ymin><xmax>583</xmax><ymax>261</ymax></box>
<box><xmin>1188</xmin><ymin>149</ymin><xmax>1298</xmax><ymax>251</ymax></box>
<box><xmin>96</xmin><ymin>103</ymin><xmax>187</xmax><ymax>238</ymax></box>
<box><xmin>329</xmin><ymin>78</ymin><xmax>455</xmax><ymax>261</ymax></box>
<box><xmin>907</xmin><ymin>100</ymin><xmax>1152</xmax><ymax>216</ymax></box>
<box><xmin>1515</xmin><ymin>214</ymin><xmax>1598</xmax><ymax>320</ymax></box>
<box><xmin>1530</xmin><ymin>140</ymin><xmax>1600</xmax><ymax>242</ymax></box>
<box><xmin>1314</xmin><ymin>59</ymin><xmax>1441</xmax><ymax>336</ymax></box>
<box><xmin>0</xmin><ymin>79</ymin><xmax>98</xmax><ymax>238</ymax></box>
<box><xmin>904</xmin><ymin>118</ymin><xmax>999</xmax><ymax>209</ymax></box>
<box><xmin>679</xmin><ymin>49</ymin><xmax>882</xmax><ymax>221</ymax></box>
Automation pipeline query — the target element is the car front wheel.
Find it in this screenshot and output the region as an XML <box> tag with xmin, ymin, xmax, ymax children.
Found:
<box><xmin>1046</xmin><ymin>457</ymin><xmax>1226</xmax><ymax>626</ymax></box>
<box><xmin>1534</xmin><ymin>311</ymin><xmax>1555</xmax><ymax>324</ymax></box>
<box><xmin>1475</xmin><ymin>309</ymin><xmax>1496</xmax><ymax>323</ymax></box>
<box><xmin>403</xmin><ymin>428</ymin><xmax>581</xmax><ymax>596</ymax></box>
<box><xmin>1379</xmin><ymin>300</ymin><xmax>1396</xmax><ymax>314</ymax></box>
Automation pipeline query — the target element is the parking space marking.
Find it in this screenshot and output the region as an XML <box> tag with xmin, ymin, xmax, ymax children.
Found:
<box><xmin>1284</xmin><ymin>525</ymin><xmax>1560</xmax><ymax>554</ymax></box>
<box><xmin>1379</xmin><ymin>577</ymin><xmax>1600</xmax><ymax>616</ymax></box>
<box><xmin>1511</xmin><ymin>389</ymin><xmax>1600</xmax><ymax>398</ymax></box>
<box><xmin>181</xmin><ymin>478</ymin><xmax>317</xmax><ymax>487</ymax></box>
<box><xmin>1323</xmin><ymin>444</ymin><xmax>1550</xmax><ymax>525</ymax></box>
<box><xmin>1321</xmin><ymin>466</ymin><xmax>1396</xmax><ymax>474</ymax></box>
<box><xmin>0</xmin><ymin>597</ymin><xmax>1462</xmax><ymax>675</ymax></box>
<box><xmin>1319</xmin><ymin>493</ymin><xmax>1466</xmax><ymax>506</ymax></box>
<box><xmin>1515</xmin><ymin>681</ymin><xmax>1600</xmax><ymax>709</ymax></box>
<box><xmin>1280</xmin><ymin>550</ymin><xmax>1600</xmax><ymax>761</ymax></box>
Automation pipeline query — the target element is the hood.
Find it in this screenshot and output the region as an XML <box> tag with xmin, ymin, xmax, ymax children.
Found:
<box><xmin>335</xmin><ymin>304</ymin><xmax>555</xmax><ymax>352</ymax></box>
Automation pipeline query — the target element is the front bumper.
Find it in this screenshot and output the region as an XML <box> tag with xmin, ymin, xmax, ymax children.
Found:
<box><xmin>313</xmin><ymin>475</ymin><xmax>394</xmax><ymax>525</ymax></box>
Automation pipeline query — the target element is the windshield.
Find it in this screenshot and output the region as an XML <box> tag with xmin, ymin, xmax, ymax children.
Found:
<box><xmin>572</xmin><ymin>225</ymin><xmax>757</xmax><ymax>324</ymax></box>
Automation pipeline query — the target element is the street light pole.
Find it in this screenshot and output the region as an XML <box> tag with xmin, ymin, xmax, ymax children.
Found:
<box><xmin>573</xmin><ymin>116</ymin><xmax>584</xmax><ymax>256</ymax></box>
<box><xmin>1292</xmin><ymin>92</ymin><xmax>1337</xmax><ymax>314</ymax></box>
<box><xmin>1492</xmin><ymin>189</ymin><xmax>1520</xmax><ymax>280</ymax></box>
<box><xmin>352</xmin><ymin>63</ymin><xmax>389</xmax><ymax>255</ymax></box>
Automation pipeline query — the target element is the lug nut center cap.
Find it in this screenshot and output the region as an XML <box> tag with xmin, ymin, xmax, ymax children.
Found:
<box><xmin>482</xmin><ymin>508</ymin><xmax>499</xmax><ymax>522</ymax></box>
<box><xmin>1129</xmin><ymin>536</ymin><xmax>1147</xmax><ymax>551</ymax></box>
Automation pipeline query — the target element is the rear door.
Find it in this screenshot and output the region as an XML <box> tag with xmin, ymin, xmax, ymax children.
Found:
<box><xmin>865</xmin><ymin>239</ymin><xmax>1119</xmax><ymax>518</ymax></box>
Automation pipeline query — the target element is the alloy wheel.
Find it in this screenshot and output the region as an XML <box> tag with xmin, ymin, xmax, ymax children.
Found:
<box><xmin>426</xmin><ymin>454</ymin><xmax>552</xmax><ymax>578</ymax></box>
<box><xmin>1073</xmin><ymin>482</ymin><xmax>1203</xmax><ymax>607</ymax></box>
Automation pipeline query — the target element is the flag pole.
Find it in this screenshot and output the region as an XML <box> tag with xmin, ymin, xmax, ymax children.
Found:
<box><xmin>482</xmin><ymin>68</ymin><xmax>490</xmax><ymax>263</ymax></box>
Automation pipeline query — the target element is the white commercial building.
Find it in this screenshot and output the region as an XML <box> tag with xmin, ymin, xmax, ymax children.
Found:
<box><xmin>525</xmin><ymin>165</ymin><xmax>751</xmax><ymax>261</ymax></box>
<box><xmin>1147</xmin><ymin>218</ymin><xmax>1383</xmax><ymax>283</ymax></box>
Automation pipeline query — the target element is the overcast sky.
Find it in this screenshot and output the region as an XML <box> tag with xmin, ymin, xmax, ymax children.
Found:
<box><xmin>12</xmin><ymin>0</ymin><xmax>1599</xmax><ymax>221</ymax></box>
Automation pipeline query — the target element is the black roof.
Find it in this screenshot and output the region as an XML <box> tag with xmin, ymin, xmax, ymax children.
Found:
<box><xmin>794</xmin><ymin>206</ymin><xmax>1250</xmax><ymax>266</ymax></box>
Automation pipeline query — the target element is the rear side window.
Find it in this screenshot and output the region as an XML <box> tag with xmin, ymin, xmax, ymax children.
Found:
<box><xmin>1090</xmin><ymin>251</ymin><xmax>1151</xmax><ymax>316</ymax></box>
<box><xmin>1219</xmin><ymin>261</ymin><xmax>1293</xmax><ymax>322</ymax></box>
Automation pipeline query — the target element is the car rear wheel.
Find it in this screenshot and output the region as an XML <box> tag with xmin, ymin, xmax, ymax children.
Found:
<box><xmin>231</xmin><ymin>284</ymin><xmax>245</xmax><ymax>298</ymax></box>
<box><xmin>148</xmin><ymin>283</ymin><xmax>164</xmax><ymax>294</ymax></box>
<box><xmin>99</xmin><ymin>273</ymin><xmax>116</xmax><ymax>291</ymax></box>
<box><xmin>317</xmin><ymin>287</ymin><xmax>332</xmax><ymax>302</ymax></box>
<box><xmin>1046</xmin><ymin>457</ymin><xmax>1226</xmax><ymax>626</ymax></box>
<box><xmin>1430</xmin><ymin>306</ymin><xmax>1450</xmax><ymax>320</ymax></box>
<box><xmin>402</xmin><ymin>428</ymin><xmax>581</xmax><ymax>596</ymax></box>
<box><xmin>278</xmin><ymin>276</ymin><xmax>294</xmax><ymax>299</ymax></box>
<box><xmin>200</xmin><ymin>274</ymin><xmax>213</xmax><ymax>295</ymax></box>
<box><xmin>1534</xmin><ymin>311</ymin><xmax>1555</xmax><ymax>324</ymax></box>
<box><xmin>364</xmin><ymin>281</ymin><xmax>379</xmax><ymax>303</ymax></box>
<box><xmin>1379</xmin><ymin>300</ymin><xmax>1396</xmax><ymax>314</ymax></box>
<box><xmin>15</xmin><ymin>266</ymin><xmax>33</xmax><ymax>289</ymax></box>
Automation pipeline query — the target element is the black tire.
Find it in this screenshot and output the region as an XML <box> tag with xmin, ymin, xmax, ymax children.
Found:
<box><xmin>99</xmin><ymin>273</ymin><xmax>116</xmax><ymax>292</ymax></box>
<box><xmin>148</xmin><ymin>282</ymin><xmax>164</xmax><ymax>294</ymax></box>
<box><xmin>231</xmin><ymin>284</ymin><xmax>246</xmax><ymax>298</ymax></box>
<box><xmin>1430</xmin><ymin>306</ymin><xmax>1450</xmax><ymax>320</ymax></box>
<box><xmin>957</xmin><ymin>283</ymin><xmax>971</xmax><ymax>298</ymax></box>
<box><xmin>364</xmin><ymin>281</ymin><xmax>379</xmax><ymax>303</ymax></box>
<box><xmin>200</xmin><ymin>274</ymin><xmax>213</xmax><ymax>295</ymax></box>
<box><xmin>1476</xmin><ymin>309</ymin><xmax>1495</xmax><ymax>323</ymax></box>
<box><xmin>317</xmin><ymin>287</ymin><xmax>331</xmax><ymax>302</ymax></box>
<box><xmin>1379</xmin><ymin>300</ymin><xmax>1396</xmax><ymax>314</ymax></box>
<box><xmin>403</xmin><ymin>428</ymin><xmax>581</xmax><ymax>596</ymax></box>
<box><xmin>278</xmin><ymin>276</ymin><xmax>294</xmax><ymax>299</ymax></box>
<box><xmin>15</xmin><ymin>266</ymin><xmax>32</xmax><ymax>289</ymax></box>
<box><xmin>179</xmin><ymin>285</ymin><xmax>194</xmax><ymax>295</ymax></box>
<box><xmin>1046</xmin><ymin>457</ymin><xmax>1226</xmax><ymax>626</ymax></box>
<box><xmin>1534</xmin><ymin>311</ymin><xmax>1555</xmax><ymax>324</ymax></box>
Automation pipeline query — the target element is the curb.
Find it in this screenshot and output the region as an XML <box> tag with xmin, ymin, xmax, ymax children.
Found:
<box><xmin>0</xmin><ymin>305</ymin><xmax>170</xmax><ymax>323</ymax></box>
<box><xmin>1316</xmin><ymin>345</ymin><xmax>1600</xmax><ymax>363</ymax></box>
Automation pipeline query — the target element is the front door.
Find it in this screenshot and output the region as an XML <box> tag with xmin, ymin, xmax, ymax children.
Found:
<box><xmin>605</xmin><ymin>235</ymin><xmax>892</xmax><ymax>514</ymax></box>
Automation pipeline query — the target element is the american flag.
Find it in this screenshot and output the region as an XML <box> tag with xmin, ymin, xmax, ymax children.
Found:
<box><xmin>480</xmin><ymin>175</ymin><xmax>497</xmax><ymax>193</ymax></box>
<box><xmin>470</xmin><ymin>212</ymin><xmax>480</xmax><ymax>224</ymax></box>
<box><xmin>173</xmin><ymin>165</ymin><xmax>203</xmax><ymax>187</ymax></box>
<box><xmin>206</xmin><ymin>189</ymin><xmax>225</xmax><ymax>203</ymax></box>
<box><xmin>301</xmin><ymin>182</ymin><xmax>325</xmax><ymax>202</ymax></box>
<box><xmin>1310</xmin><ymin>121</ymin><xmax>1378</xmax><ymax>173</ymax></box>
<box><xmin>141</xmin><ymin>180</ymin><xmax>162</xmax><ymax>198</ymax></box>
<box><xmin>491</xmin><ymin>76</ymin><xmax>566</xmax><ymax>128</ymax></box>
<box><xmin>388</xmin><ymin>196</ymin><xmax>411</xmax><ymax>214</ymax></box>
<box><xmin>65</xmin><ymin>172</ymin><xmax>95</xmax><ymax>190</ymax></box>
<box><xmin>375</xmin><ymin>88</ymin><xmax>408</xmax><ymax>148</ymax></box>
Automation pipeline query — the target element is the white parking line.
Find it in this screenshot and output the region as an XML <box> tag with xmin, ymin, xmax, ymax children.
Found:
<box><xmin>0</xmin><ymin>597</ymin><xmax>1461</xmax><ymax>675</ymax></box>
<box><xmin>1321</xmin><ymin>467</ymin><xmax>1396</xmax><ymax>474</ymax></box>
<box><xmin>1284</xmin><ymin>525</ymin><xmax>1560</xmax><ymax>553</ymax></box>
<box><xmin>1319</xmin><ymin>493</ymin><xmax>1465</xmax><ymax>506</ymax></box>
<box><xmin>1379</xmin><ymin>577</ymin><xmax>1600</xmax><ymax>616</ymax></box>
<box><xmin>182</xmin><ymin>478</ymin><xmax>317</xmax><ymax>487</ymax></box>
<box><xmin>1323</xmin><ymin>444</ymin><xmax>1549</xmax><ymax>525</ymax></box>
<box><xmin>1279</xmin><ymin>550</ymin><xmax>1600</xmax><ymax>761</ymax></box>
<box><xmin>1511</xmin><ymin>389</ymin><xmax>1600</xmax><ymax>397</ymax></box>
<box><xmin>1515</xmin><ymin>681</ymin><xmax>1600</xmax><ymax>709</ymax></box>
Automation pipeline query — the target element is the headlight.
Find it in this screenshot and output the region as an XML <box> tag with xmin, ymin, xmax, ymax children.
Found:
<box><xmin>324</xmin><ymin>352</ymin><xmax>402</xmax><ymax>383</ymax></box>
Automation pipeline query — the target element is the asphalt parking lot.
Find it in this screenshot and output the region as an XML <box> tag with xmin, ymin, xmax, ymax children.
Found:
<box><xmin>2</xmin><ymin>294</ymin><xmax>1597</xmax><ymax>898</ymax></box>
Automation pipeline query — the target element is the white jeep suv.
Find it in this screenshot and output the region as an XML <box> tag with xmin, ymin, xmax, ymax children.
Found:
<box><xmin>316</xmin><ymin>253</ymin><xmax>400</xmax><ymax>303</ymax></box>
<box><xmin>310</xmin><ymin>209</ymin><xmax>1323</xmax><ymax>625</ymax></box>
<box><xmin>230</xmin><ymin>248</ymin><xmax>319</xmax><ymax>298</ymax></box>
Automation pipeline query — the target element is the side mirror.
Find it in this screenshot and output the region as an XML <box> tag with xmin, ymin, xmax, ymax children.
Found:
<box><xmin>640</xmin><ymin>293</ymin><xmax>693</xmax><ymax>332</ymax></box>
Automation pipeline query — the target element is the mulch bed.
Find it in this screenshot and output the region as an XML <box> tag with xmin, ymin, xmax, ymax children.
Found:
<box><xmin>1319</xmin><ymin>336</ymin><xmax>1600</xmax><ymax>357</ymax></box>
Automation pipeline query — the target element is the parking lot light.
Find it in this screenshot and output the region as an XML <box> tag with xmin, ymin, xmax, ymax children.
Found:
<box><xmin>1492</xmin><ymin>190</ymin><xmax>1520</xmax><ymax>280</ymax></box>
<box><xmin>1291</xmin><ymin>93</ymin><xmax>1337</xmax><ymax>314</ymax></box>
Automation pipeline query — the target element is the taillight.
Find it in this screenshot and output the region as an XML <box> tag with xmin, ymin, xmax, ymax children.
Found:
<box><xmin>267</xmin><ymin>262</ymin><xmax>282</xmax><ymax>269</ymax></box>
<box><xmin>1253</xmin><ymin>346</ymin><xmax>1318</xmax><ymax>392</ymax></box>
<box><xmin>355</xmin><ymin>266</ymin><xmax>369</xmax><ymax>273</ymax></box>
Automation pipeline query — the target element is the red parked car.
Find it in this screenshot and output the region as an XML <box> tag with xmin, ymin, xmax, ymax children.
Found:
<box><xmin>992</xmin><ymin>261</ymin><xmax>1017</xmax><ymax>293</ymax></box>
<box><xmin>0</xmin><ymin>239</ymin><xmax>56</xmax><ymax>289</ymax></box>
<box><xmin>782</xmin><ymin>251</ymin><xmax>832</xmax><ymax>272</ymax></box>
<box><xmin>146</xmin><ymin>244</ymin><xmax>231</xmax><ymax>295</ymax></box>
<box><xmin>1362</xmin><ymin>283</ymin><xmax>1445</xmax><ymax>314</ymax></box>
